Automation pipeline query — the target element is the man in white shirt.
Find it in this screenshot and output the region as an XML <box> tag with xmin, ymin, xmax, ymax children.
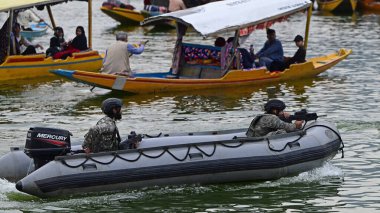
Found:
<box><xmin>10</xmin><ymin>23</ymin><xmax>43</xmax><ymax>55</ymax></box>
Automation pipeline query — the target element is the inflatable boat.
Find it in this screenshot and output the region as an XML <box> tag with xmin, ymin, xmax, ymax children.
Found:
<box><xmin>0</xmin><ymin>119</ymin><xmax>343</xmax><ymax>198</ymax></box>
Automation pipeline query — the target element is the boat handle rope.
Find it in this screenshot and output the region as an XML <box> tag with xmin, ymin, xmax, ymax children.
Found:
<box><xmin>60</xmin><ymin>124</ymin><xmax>344</xmax><ymax>168</ymax></box>
<box><xmin>144</xmin><ymin>133</ymin><xmax>162</xmax><ymax>138</ymax></box>
<box><xmin>60</xmin><ymin>143</ymin><xmax>218</xmax><ymax>168</ymax></box>
<box><xmin>266</xmin><ymin>124</ymin><xmax>344</xmax><ymax>158</ymax></box>
<box><xmin>304</xmin><ymin>124</ymin><xmax>344</xmax><ymax>158</ymax></box>
<box><xmin>61</xmin><ymin>153</ymin><xmax>118</xmax><ymax>168</ymax></box>
<box><xmin>266</xmin><ymin>134</ymin><xmax>304</xmax><ymax>153</ymax></box>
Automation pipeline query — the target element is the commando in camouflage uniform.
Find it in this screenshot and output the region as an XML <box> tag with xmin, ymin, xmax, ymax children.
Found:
<box><xmin>83</xmin><ymin>116</ymin><xmax>119</xmax><ymax>153</ymax></box>
<box><xmin>246</xmin><ymin>114</ymin><xmax>298</xmax><ymax>137</ymax></box>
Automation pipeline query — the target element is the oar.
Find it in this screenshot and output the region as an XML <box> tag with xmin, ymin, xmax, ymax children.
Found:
<box><xmin>30</xmin><ymin>9</ymin><xmax>54</xmax><ymax>30</ymax></box>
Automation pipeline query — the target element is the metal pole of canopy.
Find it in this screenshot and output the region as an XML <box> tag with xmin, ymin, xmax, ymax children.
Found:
<box><xmin>88</xmin><ymin>0</ymin><xmax>92</xmax><ymax>49</ymax></box>
<box><xmin>7</xmin><ymin>9</ymin><xmax>14</xmax><ymax>56</ymax></box>
<box><xmin>304</xmin><ymin>5</ymin><xmax>312</xmax><ymax>51</ymax></box>
<box><xmin>47</xmin><ymin>5</ymin><xmax>56</xmax><ymax>29</ymax></box>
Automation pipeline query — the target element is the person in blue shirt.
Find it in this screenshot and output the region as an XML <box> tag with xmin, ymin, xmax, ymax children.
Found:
<box><xmin>255</xmin><ymin>28</ymin><xmax>284</xmax><ymax>69</ymax></box>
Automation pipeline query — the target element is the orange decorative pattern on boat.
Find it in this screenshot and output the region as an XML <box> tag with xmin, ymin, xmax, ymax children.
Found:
<box><xmin>72</xmin><ymin>51</ymin><xmax>100</xmax><ymax>59</ymax></box>
<box><xmin>5</xmin><ymin>55</ymin><xmax>45</xmax><ymax>63</ymax></box>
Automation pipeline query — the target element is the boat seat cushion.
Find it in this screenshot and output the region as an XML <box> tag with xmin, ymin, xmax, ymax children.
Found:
<box><xmin>182</xmin><ymin>43</ymin><xmax>221</xmax><ymax>66</ymax></box>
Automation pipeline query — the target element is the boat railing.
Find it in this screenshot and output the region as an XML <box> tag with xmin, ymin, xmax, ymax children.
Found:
<box><xmin>55</xmin><ymin>129</ymin><xmax>307</xmax><ymax>161</ymax></box>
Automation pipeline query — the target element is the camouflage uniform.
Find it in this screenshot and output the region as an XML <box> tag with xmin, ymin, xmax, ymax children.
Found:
<box><xmin>246</xmin><ymin>114</ymin><xmax>298</xmax><ymax>137</ymax></box>
<box><xmin>83</xmin><ymin>116</ymin><xmax>119</xmax><ymax>153</ymax></box>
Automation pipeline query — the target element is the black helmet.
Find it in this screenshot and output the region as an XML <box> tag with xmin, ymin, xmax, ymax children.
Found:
<box><xmin>101</xmin><ymin>98</ymin><xmax>123</xmax><ymax>116</ymax></box>
<box><xmin>264</xmin><ymin>99</ymin><xmax>286</xmax><ymax>113</ymax></box>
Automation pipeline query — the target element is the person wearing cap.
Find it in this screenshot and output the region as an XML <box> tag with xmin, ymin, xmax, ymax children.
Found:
<box><xmin>284</xmin><ymin>34</ymin><xmax>306</xmax><ymax>68</ymax></box>
<box><xmin>82</xmin><ymin>98</ymin><xmax>123</xmax><ymax>154</ymax></box>
<box><xmin>101</xmin><ymin>32</ymin><xmax>145</xmax><ymax>76</ymax></box>
<box><xmin>255</xmin><ymin>28</ymin><xmax>284</xmax><ymax>69</ymax></box>
<box><xmin>246</xmin><ymin>99</ymin><xmax>304</xmax><ymax>137</ymax></box>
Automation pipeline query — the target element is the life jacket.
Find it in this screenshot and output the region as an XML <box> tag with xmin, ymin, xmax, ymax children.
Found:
<box><xmin>246</xmin><ymin>114</ymin><xmax>265</xmax><ymax>137</ymax></box>
<box><xmin>246</xmin><ymin>114</ymin><xmax>283</xmax><ymax>137</ymax></box>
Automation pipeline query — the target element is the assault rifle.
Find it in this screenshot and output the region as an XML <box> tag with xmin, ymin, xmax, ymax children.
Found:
<box><xmin>281</xmin><ymin>109</ymin><xmax>318</xmax><ymax>123</ymax></box>
<box><xmin>119</xmin><ymin>131</ymin><xmax>142</xmax><ymax>150</ymax></box>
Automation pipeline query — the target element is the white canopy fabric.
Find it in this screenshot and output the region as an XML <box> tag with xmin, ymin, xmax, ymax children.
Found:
<box><xmin>142</xmin><ymin>0</ymin><xmax>312</xmax><ymax>37</ymax></box>
<box><xmin>0</xmin><ymin>0</ymin><xmax>85</xmax><ymax>12</ymax></box>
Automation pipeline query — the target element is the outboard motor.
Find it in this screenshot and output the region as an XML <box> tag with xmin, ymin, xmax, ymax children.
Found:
<box><xmin>24</xmin><ymin>127</ymin><xmax>71</xmax><ymax>170</ymax></box>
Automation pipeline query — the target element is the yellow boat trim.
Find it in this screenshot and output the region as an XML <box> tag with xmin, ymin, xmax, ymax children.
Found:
<box><xmin>100</xmin><ymin>6</ymin><xmax>145</xmax><ymax>23</ymax></box>
<box><xmin>317</xmin><ymin>0</ymin><xmax>344</xmax><ymax>11</ymax></box>
<box><xmin>317</xmin><ymin>0</ymin><xmax>357</xmax><ymax>12</ymax></box>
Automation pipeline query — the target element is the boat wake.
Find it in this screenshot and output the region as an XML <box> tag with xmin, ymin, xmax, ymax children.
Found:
<box><xmin>241</xmin><ymin>162</ymin><xmax>343</xmax><ymax>190</ymax></box>
<box><xmin>0</xmin><ymin>179</ymin><xmax>17</xmax><ymax>201</ymax></box>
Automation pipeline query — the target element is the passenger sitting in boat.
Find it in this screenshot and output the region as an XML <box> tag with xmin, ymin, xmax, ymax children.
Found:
<box><xmin>10</xmin><ymin>23</ymin><xmax>43</xmax><ymax>55</ymax></box>
<box><xmin>246</xmin><ymin>99</ymin><xmax>304</xmax><ymax>137</ymax></box>
<box><xmin>17</xmin><ymin>9</ymin><xmax>44</xmax><ymax>31</ymax></box>
<box><xmin>144</xmin><ymin>0</ymin><xmax>168</xmax><ymax>15</ymax></box>
<box><xmin>170</xmin><ymin>0</ymin><xmax>220</xmax><ymax>11</ymax></box>
<box><xmin>46</xmin><ymin>27</ymin><xmax>67</xmax><ymax>58</ymax></box>
<box><xmin>53</xmin><ymin>26</ymin><xmax>88</xmax><ymax>59</ymax></box>
<box><xmin>69</xmin><ymin>26</ymin><xmax>88</xmax><ymax>51</ymax></box>
<box><xmin>214</xmin><ymin>37</ymin><xmax>226</xmax><ymax>68</ymax></box>
<box><xmin>224</xmin><ymin>37</ymin><xmax>255</xmax><ymax>69</ymax></box>
<box><xmin>83</xmin><ymin>98</ymin><xmax>123</xmax><ymax>154</ymax></box>
<box><xmin>269</xmin><ymin>35</ymin><xmax>306</xmax><ymax>71</ymax></box>
<box><xmin>103</xmin><ymin>0</ymin><xmax>135</xmax><ymax>9</ymax></box>
<box><xmin>284</xmin><ymin>35</ymin><xmax>306</xmax><ymax>67</ymax></box>
<box><xmin>101</xmin><ymin>32</ymin><xmax>145</xmax><ymax>76</ymax></box>
<box><xmin>214</xmin><ymin>37</ymin><xmax>226</xmax><ymax>48</ymax></box>
<box><xmin>255</xmin><ymin>28</ymin><xmax>284</xmax><ymax>69</ymax></box>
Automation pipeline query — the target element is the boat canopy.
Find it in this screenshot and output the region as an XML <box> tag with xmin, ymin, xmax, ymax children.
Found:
<box><xmin>0</xmin><ymin>0</ymin><xmax>87</xmax><ymax>12</ymax></box>
<box><xmin>142</xmin><ymin>0</ymin><xmax>312</xmax><ymax>37</ymax></box>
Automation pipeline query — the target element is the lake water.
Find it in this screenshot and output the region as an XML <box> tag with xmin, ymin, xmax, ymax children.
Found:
<box><xmin>0</xmin><ymin>1</ymin><xmax>379</xmax><ymax>212</ymax></box>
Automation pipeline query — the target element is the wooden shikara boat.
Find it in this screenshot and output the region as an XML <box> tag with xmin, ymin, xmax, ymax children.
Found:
<box><xmin>100</xmin><ymin>6</ymin><xmax>147</xmax><ymax>25</ymax></box>
<box><xmin>1</xmin><ymin>51</ymin><xmax>102</xmax><ymax>81</ymax></box>
<box><xmin>317</xmin><ymin>0</ymin><xmax>358</xmax><ymax>13</ymax></box>
<box><xmin>52</xmin><ymin>49</ymin><xmax>351</xmax><ymax>94</ymax></box>
<box><xmin>0</xmin><ymin>0</ymin><xmax>103</xmax><ymax>81</ymax></box>
<box><xmin>100</xmin><ymin>6</ymin><xmax>176</xmax><ymax>28</ymax></box>
<box><xmin>53</xmin><ymin>0</ymin><xmax>351</xmax><ymax>94</ymax></box>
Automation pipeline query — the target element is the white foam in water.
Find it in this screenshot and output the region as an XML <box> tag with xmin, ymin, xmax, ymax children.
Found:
<box><xmin>290</xmin><ymin>162</ymin><xmax>343</xmax><ymax>183</ymax></box>
<box><xmin>0</xmin><ymin>179</ymin><xmax>17</xmax><ymax>201</ymax></box>
<box><xmin>274</xmin><ymin>162</ymin><xmax>343</xmax><ymax>186</ymax></box>
<box><xmin>239</xmin><ymin>163</ymin><xmax>343</xmax><ymax>190</ymax></box>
